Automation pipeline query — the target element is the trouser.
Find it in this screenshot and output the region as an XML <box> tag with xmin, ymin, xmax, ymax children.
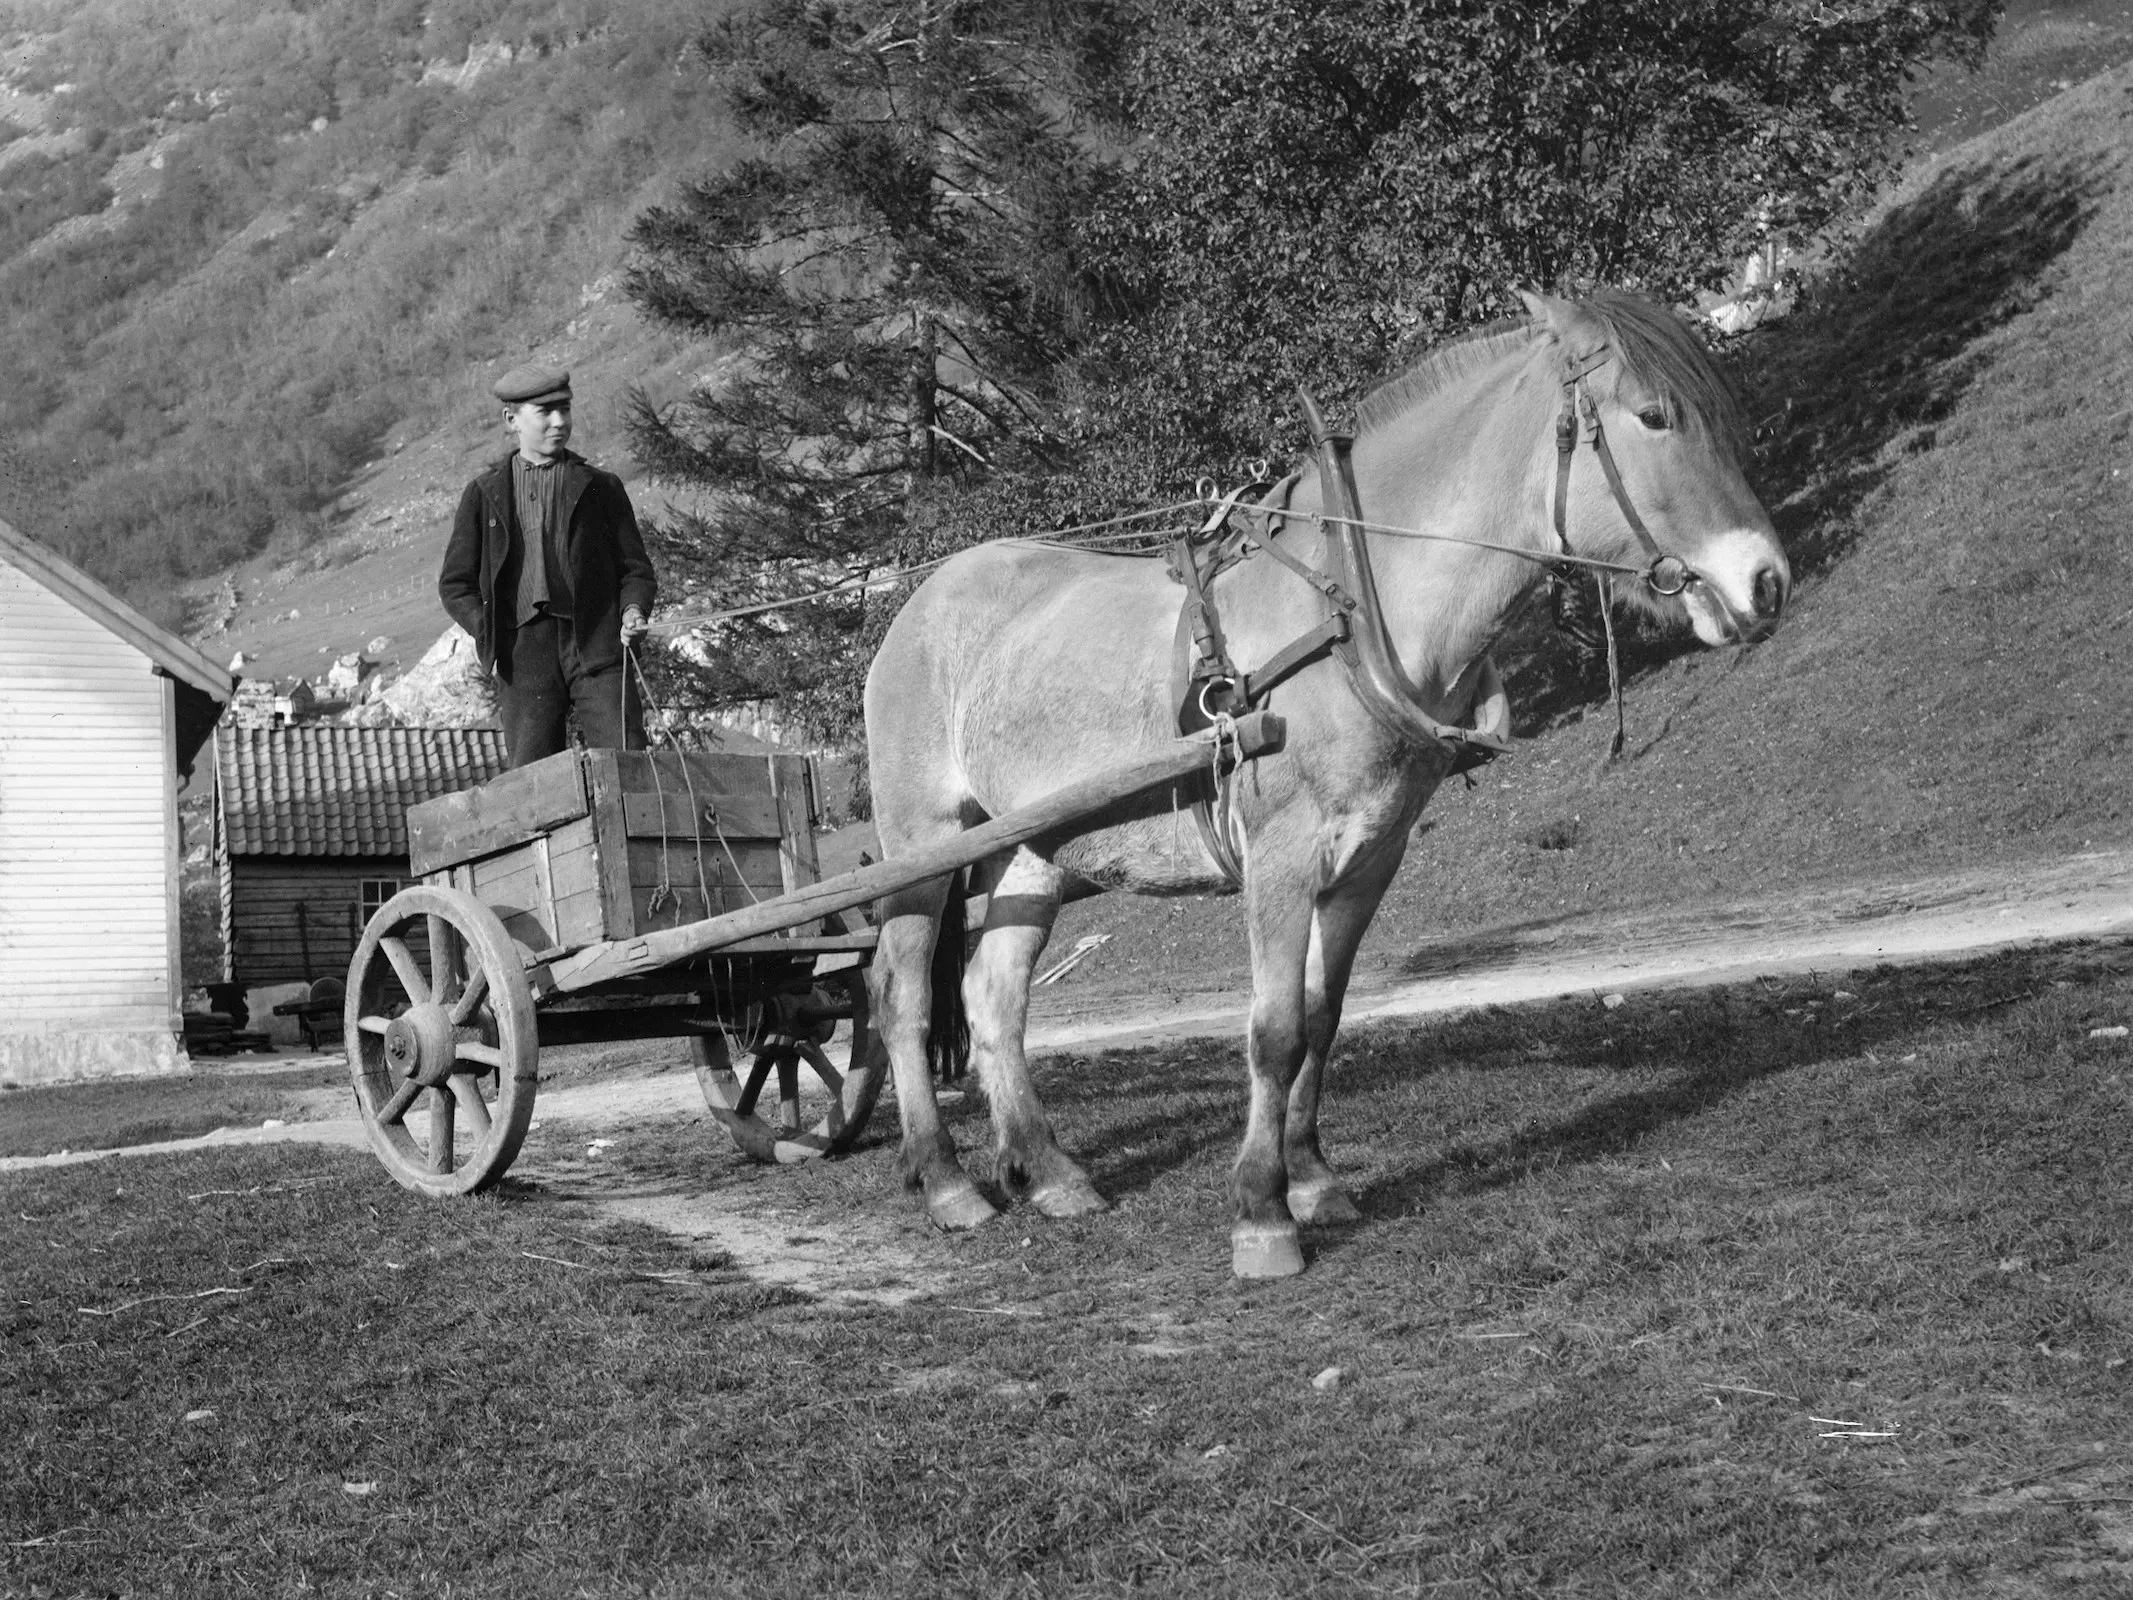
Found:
<box><xmin>495</xmin><ymin>613</ymin><xmax>644</xmax><ymax>768</ymax></box>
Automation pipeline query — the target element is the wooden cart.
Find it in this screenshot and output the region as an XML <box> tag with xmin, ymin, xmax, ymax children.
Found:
<box><xmin>343</xmin><ymin>714</ymin><xmax>1282</xmax><ymax>1195</ymax></box>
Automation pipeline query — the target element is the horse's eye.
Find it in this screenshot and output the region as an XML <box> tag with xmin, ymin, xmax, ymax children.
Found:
<box><xmin>1637</xmin><ymin>406</ymin><xmax>1671</xmax><ymax>431</ymax></box>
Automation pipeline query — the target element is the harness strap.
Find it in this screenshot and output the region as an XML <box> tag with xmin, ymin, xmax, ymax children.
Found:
<box><xmin>1581</xmin><ymin>391</ymin><xmax>1665</xmax><ymax>562</ymax></box>
<box><xmin>1246</xmin><ymin>520</ymin><xmax>1361</xmax><ymax>613</ymax></box>
<box><xmin>1238</xmin><ymin>613</ymin><xmax>1350</xmax><ymax>704</ymax></box>
<box><xmin>1551</xmin><ymin>345</ymin><xmax>1613</xmax><ymax>551</ymax></box>
<box><xmin>1169</xmin><ymin>534</ymin><xmax>1239</xmax><ymax>692</ymax></box>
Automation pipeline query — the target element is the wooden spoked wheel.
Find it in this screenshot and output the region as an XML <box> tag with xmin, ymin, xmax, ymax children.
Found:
<box><xmin>345</xmin><ymin>886</ymin><xmax>538</xmax><ymax>1196</ymax></box>
<box><xmin>693</xmin><ymin>968</ymin><xmax>886</xmax><ymax>1164</ymax></box>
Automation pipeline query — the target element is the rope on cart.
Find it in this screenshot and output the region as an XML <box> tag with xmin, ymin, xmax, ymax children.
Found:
<box><xmin>628</xmin><ymin>646</ymin><xmax>758</xmax><ymax>914</ymax></box>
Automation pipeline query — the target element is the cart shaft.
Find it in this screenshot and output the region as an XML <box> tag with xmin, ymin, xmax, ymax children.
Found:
<box><xmin>541</xmin><ymin>712</ymin><xmax>1284</xmax><ymax>993</ymax></box>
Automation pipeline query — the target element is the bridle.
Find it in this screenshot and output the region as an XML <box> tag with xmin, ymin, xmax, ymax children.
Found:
<box><xmin>1551</xmin><ymin>344</ymin><xmax>1693</xmax><ymax>599</ymax></box>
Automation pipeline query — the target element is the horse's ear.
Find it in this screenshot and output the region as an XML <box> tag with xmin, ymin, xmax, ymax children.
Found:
<box><xmin>1516</xmin><ymin>287</ymin><xmax>1564</xmax><ymax>329</ymax></box>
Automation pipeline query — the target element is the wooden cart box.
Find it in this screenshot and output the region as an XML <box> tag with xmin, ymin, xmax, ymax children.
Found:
<box><xmin>405</xmin><ymin>748</ymin><xmax>820</xmax><ymax>961</ymax></box>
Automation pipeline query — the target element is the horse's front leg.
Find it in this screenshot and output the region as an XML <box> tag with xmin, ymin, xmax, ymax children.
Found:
<box><xmin>871</xmin><ymin>880</ymin><xmax>997</xmax><ymax>1231</ymax></box>
<box><xmin>1285</xmin><ymin>844</ymin><xmax>1406</xmax><ymax>1225</ymax></box>
<box><xmin>1232</xmin><ymin>859</ymin><xmax>1319</xmax><ymax>1278</ymax></box>
<box><xmin>966</xmin><ymin>849</ymin><xmax>1107</xmax><ymax>1217</ymax></box>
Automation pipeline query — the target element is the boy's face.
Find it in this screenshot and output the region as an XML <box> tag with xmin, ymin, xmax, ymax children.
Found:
<box><xmin>506</xmin><ymin>398</ymin><xmax>571</xmax><ymax>461</ymax></box>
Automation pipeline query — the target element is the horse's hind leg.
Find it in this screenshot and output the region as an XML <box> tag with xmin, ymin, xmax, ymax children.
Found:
<box><xmin>968</xmin><ymin>849</ymin><xmax>1107</xmax><ymax>1218</ymax></box>
<box><xmin>871</xmin><ymin>879</ymin><xmax>997</xmax><ymax>1231</ymax></box>
<box><xmin>1285</xmin><ymin>849</ymin><xmax>1404</xmax><ymax>1225</ymax></box>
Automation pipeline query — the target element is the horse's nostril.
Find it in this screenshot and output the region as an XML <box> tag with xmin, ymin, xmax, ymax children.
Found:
<box><xmin>1752</xmin><ymin>566</ymin><xmax>1784</xmax><ymax>620</ymax></box>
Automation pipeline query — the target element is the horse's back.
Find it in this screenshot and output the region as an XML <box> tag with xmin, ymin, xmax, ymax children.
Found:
<box><xmin>865</xmin><ymin>542</ymin><xmax>1183</xmax><ymax>837</ymax></box>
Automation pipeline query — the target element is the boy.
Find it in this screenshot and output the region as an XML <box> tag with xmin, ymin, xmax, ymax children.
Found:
<box><xmin>437</xmin><ymin>364</ymin><xmax>658</xmax><ymax>767</ymax></box>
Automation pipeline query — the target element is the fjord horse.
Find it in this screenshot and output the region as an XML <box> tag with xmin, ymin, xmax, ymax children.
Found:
<box><xmin>863</xmin><ymin>291</ymin><xmax>1790</xmax><ymax>1276</ymax></box>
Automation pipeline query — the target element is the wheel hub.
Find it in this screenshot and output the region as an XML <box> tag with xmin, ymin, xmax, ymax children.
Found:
<box><xmin>383</xmin><ymin>1003</ymin><xmax>459</xmax><ymax>1086</ymax></box>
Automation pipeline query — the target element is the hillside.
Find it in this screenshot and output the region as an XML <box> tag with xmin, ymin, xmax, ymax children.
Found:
<box><xmin>1037</xmin><ymin>49</ymin><xmax>2133</xmax><ymax>998</ymax></box>
<box><xmin>0</xmin><ymin>0</ymin><xmax>2119</xmax><ymax>689</ymax></box>
<box><xmin>0</xmin><ymin>0</ymin><xmax>743</xmax><ymax>659</ymax></box>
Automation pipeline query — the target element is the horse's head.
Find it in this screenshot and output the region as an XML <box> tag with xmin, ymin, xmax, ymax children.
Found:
<box><xmin>1519</xmin><ymin>290</ymin><xmax>1789</xmax><ymax>646</ymax></box>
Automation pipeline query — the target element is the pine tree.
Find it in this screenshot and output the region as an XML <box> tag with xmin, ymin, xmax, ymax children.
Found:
<box><xmin>623</xmin><ymin>0</ymin><xmax>1124</xmax><ymax>736</ymax></box>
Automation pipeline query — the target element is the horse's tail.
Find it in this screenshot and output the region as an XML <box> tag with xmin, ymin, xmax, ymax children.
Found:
<box><xmin>927</xmin><ymin>870</ymin><xmax>971</xmax><ymax>1082</ymax></box>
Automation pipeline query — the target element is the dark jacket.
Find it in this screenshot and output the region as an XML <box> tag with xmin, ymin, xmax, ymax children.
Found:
<box><xmin>437</xmin><ymin>450</ymin><xmax>657</xmax><ymax>673</ymax></box>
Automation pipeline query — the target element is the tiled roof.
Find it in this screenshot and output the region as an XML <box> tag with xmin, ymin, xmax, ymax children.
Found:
<box><xmin>216</xmin><ymin>726</ymin><xmax>509</xmax><ymax>857</ymax></box>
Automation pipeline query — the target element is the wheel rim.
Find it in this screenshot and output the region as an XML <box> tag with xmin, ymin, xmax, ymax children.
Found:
<box><xmin>694</xmin><ymin>969</ymin><xmax>885</xmax><ymax>1164</ymax></box>
<box><xmin>346</xmin><ymin>886</ymin><xmax>538</xmax><ymax>1196</ymax></box>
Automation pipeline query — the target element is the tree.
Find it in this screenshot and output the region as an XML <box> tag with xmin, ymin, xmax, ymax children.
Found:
<box><xmin>626</xmin><ymin>0</ymin><xmax>2001</xmax><ymax>739</ymax></box>
<box><xmin>1082</xmin><ymin>0</ymin><xmax>2001</xmax><ymax>459</ymax></box>
<box><xmin>622</xmin><ymin>0</ymin><xmax>1126</xmax><ymax>736</ymax></box>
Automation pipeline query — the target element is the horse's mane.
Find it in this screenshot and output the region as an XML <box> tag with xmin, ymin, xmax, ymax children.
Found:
<box><xmin>1356</xmin><ymin>292</ymin><xmax>1743</xmax><ymax>449</ymax></box>
<box><xmin>1353</xmin><ymin>317</ymin><xmax>1527</xmax><ymax>435</ymax></box>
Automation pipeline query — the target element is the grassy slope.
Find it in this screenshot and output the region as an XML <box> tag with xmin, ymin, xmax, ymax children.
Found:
<box><xmin>5</xmin><ymin>946</ymin><xmax>2130</xmax><ymax>1595</ymax></box>
<box><xmin>1041</xmin><ymin>56</ymin><xmax>2133</xmax><ymax>1000</ymax></box>
<box><xmin>0</xmin><ymin>0</ymin><xmax>740</xmax><ymax>630</ymax></box>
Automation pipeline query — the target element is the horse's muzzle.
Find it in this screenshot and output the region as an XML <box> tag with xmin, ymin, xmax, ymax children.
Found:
<box><xmin>1682</xmin><ymin>547</ymin><xmax>1788</xmax><ymax>646</ymax></box>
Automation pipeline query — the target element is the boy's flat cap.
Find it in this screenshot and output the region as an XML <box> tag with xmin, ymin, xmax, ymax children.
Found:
<box><xmin>492</xmin><ymin>364</ymin><xmax>571</xmax><ymax>405</ymax></box>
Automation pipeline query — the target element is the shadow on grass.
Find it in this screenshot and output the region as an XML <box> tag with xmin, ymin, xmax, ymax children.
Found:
<box><xmin>1746</xmin><ymin>152</ymin><xmax>2107</xmax><ymax>578</ymax></box>
<box><xmin>1032</xmin><ymin>945</ymin><xmax>2097</xmax><ymax>1232</ymax></box>
<box><xmin>1499</xmin><ymin>150</ymin><xmax>2110</xmax><ymax>737</ymax></box>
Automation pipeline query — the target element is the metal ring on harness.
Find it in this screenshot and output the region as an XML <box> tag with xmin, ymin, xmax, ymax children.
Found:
<box><xmin>1645</xmin><ymin>554</ymin><xmax>1691</xmax><ymax>597</ymax></box>
<box><xmin>1197</xmin><ymin>677</ymin><xmax>1238</xmax><ymax>722</ymax></box>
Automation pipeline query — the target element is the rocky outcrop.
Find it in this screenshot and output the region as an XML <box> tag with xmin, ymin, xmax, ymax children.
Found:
<box><xmin>376</xmin><ymin>625</ymin><xmax>498</xmax><ymax>728</ymax></box>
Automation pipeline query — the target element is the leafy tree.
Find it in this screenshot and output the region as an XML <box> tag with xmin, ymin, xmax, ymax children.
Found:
<box><xmin>628</xmin><ymin>0</ymin><xmax>2002</xmax><ymax>739</ymax></box>
<box><xmin>1084</xmin><ymin>0</ymin><xmax>2002</xmax><ymax>458</ymax></box>
<box><xmin>622</xmin><ymin>0</ymin><xmax>1126</xmax><ymax>735</ymax></box>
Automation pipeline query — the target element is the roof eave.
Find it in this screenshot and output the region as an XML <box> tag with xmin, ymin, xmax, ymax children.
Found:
<box><xmin>0</xmin><ymin>517</ymin><xmax>235</xmax><ymax>704</ymax></box>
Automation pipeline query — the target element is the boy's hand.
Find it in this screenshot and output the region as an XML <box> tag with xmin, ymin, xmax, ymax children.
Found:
<box><xmin>620</xmin><ymin>607</ymin><xmax>649</xmax><ymax>649</ymax></box>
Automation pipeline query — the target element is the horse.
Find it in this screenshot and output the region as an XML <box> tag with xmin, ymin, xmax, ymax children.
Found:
<box><xmin>861</xmin><ymin>289</ymin><xmax>1790</xmax><ymax>1277</ymax></box>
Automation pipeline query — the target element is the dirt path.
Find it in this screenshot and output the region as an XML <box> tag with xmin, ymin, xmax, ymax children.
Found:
<box><xmin>1023</xmin><ymin>848</ymin><xmax>2133</xmax><ymax>1052</ymax></box>
<box><xmin>11</xmin><ymin>849</ymin><xmax>2130</xmax><ymax>1301</ymax></box>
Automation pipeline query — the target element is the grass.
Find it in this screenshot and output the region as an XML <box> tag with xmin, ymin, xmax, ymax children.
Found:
<box><xmin>0</xmin><ymin>1060</ymin><xmax>346</xmax><ymax>1160</ymax></box>
<box><xmin>7</xmin><ymin>940</ymin><xmax>2132</xmax><ymax>1595</ymax></box>
<box><xmin>0</xmin><ymin>1040</ymin><xmax>696</xmax><ymax>1163</ymax></box>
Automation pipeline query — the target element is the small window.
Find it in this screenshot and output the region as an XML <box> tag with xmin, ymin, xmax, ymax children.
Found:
<box><xmin>359</xmin><ymin>878</ymin><xmax>404</xmax><ymax>922</ymax></box>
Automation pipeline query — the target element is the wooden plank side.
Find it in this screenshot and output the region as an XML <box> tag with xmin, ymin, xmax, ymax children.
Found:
<box><xmin>543</xmin><ymin>816</ymin><xmax>601</xmax><ymax>915</ymax></box>
<box><xmin>160</xmin><ymin>677</ymin><xmax>182</xmax><ymax>1034</ymax></box>
<box><xmin>224</xmin><ymin>857</ymin><xmax>384</xmax><ymax>987</ymax></box>
<box><xmin>612</xmin><ymin>749</ymin><xmax>781</xmax><ymax>832</ymax></box>
<box><xmin>625</xmin><ymin>838</ymin><xmax>783</xmax><ymax>929</ymax></box>
<box><xmin>583</xmin><ymin>750</ymin><xmax>636</xmax><ymax>944</ymax></box>
<box><xmin>549</xmin><ymin>886</ymin><xmax>608</xmax><ymax>951</ymax></box>
<box><xmin>767</xmin><ymin>753</ymin><xmax>821</xmax><ymax>936</ymax></box>
<box><xmin>0</xmin><ymin>564</ymin><xmax>176</xmax><ymax>1024</ymax></box>
<box><xmin>468</xmin><ymin>848</ymin><xmax>557</xmax><ymax>955</ymax></box>
<box><xmin>769</xmin><ymin>754</ymin><xmax>819</xmax><ymax>889</ymax></box>
<box><xmin>406</xmin><ymin>749</ymin><xmax>587</xmax><ymax>875</ymax></box>
<box><xmin>619</xmin><ymin>788</ymin><xmax>782</xmax><ymax>840</ymax></box>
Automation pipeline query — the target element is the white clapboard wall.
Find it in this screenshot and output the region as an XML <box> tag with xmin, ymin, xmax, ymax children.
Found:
<box><xmin>0</xmin><ymin>552</ymin><xmax>185</xmax><ymax>1085</ymax></box>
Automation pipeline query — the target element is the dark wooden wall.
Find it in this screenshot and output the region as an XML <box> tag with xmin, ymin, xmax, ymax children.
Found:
<box><xmin>224</xmin><ymin>856</ymin><xmax>408</xmax><ymax>987</ymax></box>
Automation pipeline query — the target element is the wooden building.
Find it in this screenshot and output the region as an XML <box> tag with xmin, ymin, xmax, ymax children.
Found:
<box><xmin>213</xmin><ymin>726</ymin><xmax>507</xmax><ymax>988</ymax></box>
<box><xmin>0</xmin><ymin>519</ymin><xmax>233</xmax><ymax>1087</ymax></box>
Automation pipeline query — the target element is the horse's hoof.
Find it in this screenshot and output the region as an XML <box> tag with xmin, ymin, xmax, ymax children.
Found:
<box><xmin>1288</xmin><ymin>1181</ymin><xmax>1360</xmax><ymax>1225</ymax></box>
<box><xmin>1231</xmin><ymin>1222</ymin><xmax>1306</xmax><ymax>1279</ymax></box>
<box><xmin>928</xmin><ymin>1183</ymin><xmax>999</xmax><ymax>1232</ymax></box>
<box><xmin>1030</xmin><ymin>1179</ymin><xmax>1110</xmax><ymax>1219</ymax></box>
